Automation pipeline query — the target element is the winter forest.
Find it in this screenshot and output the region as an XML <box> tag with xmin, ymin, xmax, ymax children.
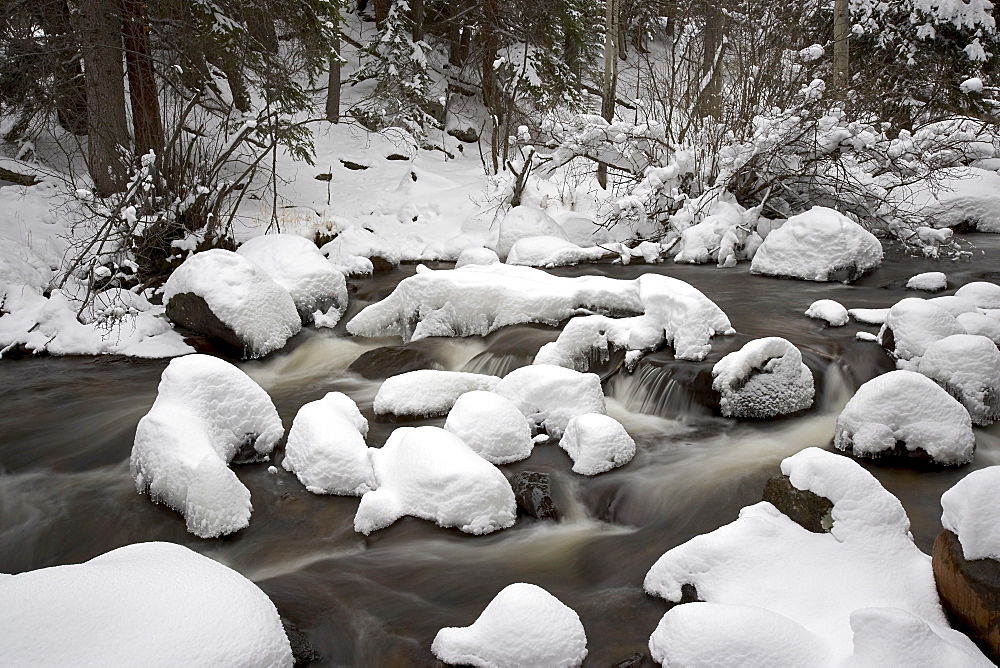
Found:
<box><xmin>2</xmin><ymin>0</ymin><xmax>1000</xmax><ymax>664</ymax></box>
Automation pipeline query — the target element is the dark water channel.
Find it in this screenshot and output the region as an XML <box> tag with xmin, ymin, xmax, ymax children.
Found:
<box><xmin>2</xmin><ymin>236</ymin><xmax>1000</xmax><ymax>665</ymax></box>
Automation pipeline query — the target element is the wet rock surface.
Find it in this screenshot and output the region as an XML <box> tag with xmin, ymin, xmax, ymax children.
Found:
<box><xmin>762</xmin><ymin>475</ymin><xmax>834</xmax><ymax>533</ymax></box>
<box><xmin>511</xmin><ymin>471</ymin><xmax>558</xmax><ymax>519</ymax></box>
<box><xmin>933</xmin><ymin>529</ymin><xmax>1000</xmax><ymax>663</ymax></box>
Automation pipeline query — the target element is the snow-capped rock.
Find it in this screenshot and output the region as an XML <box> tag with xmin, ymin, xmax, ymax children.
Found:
<box><xmin>917</xmin><ymin>334</ymin><xmax>1000</xmax><ymax>425</ymax></box>
<box><xmin>907</xmin><ymin>271</ymin><xmax>948</xmax><ymax>292</ymax></box>
<box><xmin>848</xmin><ymin>307</ymin><xmax>889</xmax><ymax>325</ymax></box>
<box><xmin>942</xmin><ymin>467</ymin><xmax>1000</xmax><ymax>561</ymax></box>
<box><xmin>956</xmin><ymin>311</ymin><xmax>1000</xmax><ymax>345</ymax></box>
<box><xmin>490</xmin><ymin>206</ymin><xmax>569</xmax><ymax>261</ymax></box>
<box><xmin>712</xmin><ymin>337</ymin><xmax>815</xmax><ymax>418</ymax></box>
<box><xmin>354</xmin><ymin>426</ymin><xmax>516</xmax><ymax>535</ymax></box>
<box><xmin>130</xmin><ymin>354</ymin><xmax>283</xmax><ymax>537</ymax></box>
<box><xmin>373</xmin><ymin>369</ymin><xmax>501</xmax><ymax>418</ymax></box>
<box><xmin>236</xmin><ymin>233</ymin><xmax>347</xmax><ymax>325</ymax></box>
<box><xmin>927</xmin><ymin>295</ymin><xmax>982</xmax><ymax>317</ymax></box>
<box><xmin>956</xmin><ymin>281</ymin><xmax>1000</xmax><ymax>309</ymax></box>
<box><xmin>455</xmin><ymin>247</ymin><xmax>500</xmax><ymax>268</ymax></box>
<box><xmin>0</xmin><ymin>542</ymin><xmax>292</xmax><ymax>666</ymax></box>
<box><xmin>493</xmin><ymin>365</ymin><xmax>606</xmax><ymax>439</ymax></box>
<box><xmin>834</xmin><ymin>370</ymin><xmax>975</xmax><ymax>467</ymax></box>
<box><xmin>431</xmin><ymin>583</ymin><xmax>587</xmax><ymax>667</ymax></box>
<box><xmin>444</xmin><ymin>391</ymin><xmax>533</xmax><ymax>464</ymax></box>
<box><xmin>320</xmin><ymin>226</ymin><xmax>401</xmax><ymax>275</ymax></box>
<box><xmin>559</xmin><ymin>413</ymin><xmax>636</xmax><ymax>475</ymax></box>
<box><xmin>804</xmin><ymin>299</ymin><xmax>849</xmax><ymax>326</ymax></box>
<box><xmin>162</xmin><ymin>249</ymin><xmax>301</xmax><ymax>358</ymax></box>
<box><xmin>750</xmin><ymin>206</ymin><xmax>882</xmax><ymax>282</ymax></box>
<box><xmin>505</xmin><ymin>236</ymin><xmax>608</xmax><ymax>267</ymax></box>
<box><xmin>878</xmin><ymin>298</ymin><xmax>965</xmax><ymax>362</ymax></box>
<box><xmin>282</xmin><ymin>392</ymin><xmax>374</xmax><ymax>495</ymax></box>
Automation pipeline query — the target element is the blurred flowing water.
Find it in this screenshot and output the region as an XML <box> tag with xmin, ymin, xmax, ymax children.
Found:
<box><xmin>2</xmin><ymin>236</ymin><xmax>1000</xmax><ymax>665</ymax></box>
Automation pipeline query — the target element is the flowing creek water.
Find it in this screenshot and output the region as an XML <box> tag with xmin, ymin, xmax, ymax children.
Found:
<box><xmin>3</xmin><ymin>235</ymin><xmax>1000</xmax><ymax>665</ymax></box>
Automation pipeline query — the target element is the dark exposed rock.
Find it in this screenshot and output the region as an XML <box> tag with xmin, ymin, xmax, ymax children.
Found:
<box><xmin>386</xmin><ymin>154</ymin><xmax>409</xmax><ymax>161</ymax></box>
<box><xmin>340</xmin><ymin>159</ymin><xmax>369</xmax><ymax>170</ymax></box>
<box><xmin>845</xmin><ymin>440</ymin><xmax>968</xmax><ymax>470</ymax></box>
<box><xmin>762</xmin><ymin>475</ymin><xmax>834</xmax><ymax>533</ymax></box>
<box><xmin>281</xmin><ymin>620</ymin><xmax>321</xmax><ymax>667</ymax></box>
<box><xmin>933</xmin><ymin>529</ymin><xmax>1000</xmax><ymax>663</ymax></box>
<box><xmin>447</xmin><ymin>127</ymin><xmax>479</xmax><ymax>144</ymax></box>
<box><xmin>347</xmin><ymin>345</ymin><xmax>438</xmax><ymax>380</ymax></box>
<box><xmin>165</xmin><ymin>291</ymin><xmax>246</xmax><ymax>355</ymax></box>
<box><xmin>511</xmin><ymin>471</ymin><xmax>558</xmax><ymax>519</ymax></box>
<box><xmin>678</xmin><ymin>583</ymin><xmax>700</xmax><ymax>604</ymax></box>
<box><xmin>879</xmin><ymin>325</ymin><xmax>896</xmax><ymax>358</ymax></box>
<box><xmin>314</xmin><ymin>173</ymin><xmax>333</xmax><ymax>181</ymax></box>
<box><xmin>615</xmin><ymin>652</ymin><xmax>654</xmax><ymax>667</ymax></box>
<box><xmin>369</xmin><ymin>256</ymin><xmax>397</xmax><ymax>274</ymax></box>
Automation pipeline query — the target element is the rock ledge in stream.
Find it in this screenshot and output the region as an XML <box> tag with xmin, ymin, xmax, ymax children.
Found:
<box><xmin>932</xmin><ymin>529</ymin><xmax>1000</xmax><ymax>663</ymax></box>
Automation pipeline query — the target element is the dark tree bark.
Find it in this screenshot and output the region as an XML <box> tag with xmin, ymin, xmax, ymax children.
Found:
<box><xmin>373</xmin><ymin>0</ymin><xmax>390</xmax><ymax>27</ymax></box>
<box><xmin>447</xmin><ymin>0</ymin><xmax>463</xmax><ymax>67</ymax></box>
<box><xmin>325</xmin><ymin>33</ymin><xmax>341</xmax><ymax>123</ymax></box>
<box><xmin>121</xmin><ymin>0</ymin><xmax>163</xmax><ymax>158</ymax></box>
<box><xmin>37</xmin><ymin>1</ymin><xmax>88</xmax><ymax>135</ymax></box>
<box><xmin>695</xmin><ymin>0</ymin><xmax>725</xmax><ymax>120</ymax></box>
<box><xmin>412</xmin><ymin>0</ymin><xmax>424</xmax><ymax>42</ymax></box>
<box><xmin>80</xmin><ymin>0</ymin><xmax>130</xmax><ymax>195</ymax></box>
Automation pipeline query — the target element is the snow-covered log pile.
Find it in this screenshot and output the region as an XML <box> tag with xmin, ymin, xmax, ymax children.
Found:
<box><xmin>711</xmin><ymin>337</ymin><xmax>815</xmax><ymax>418</ymax></box>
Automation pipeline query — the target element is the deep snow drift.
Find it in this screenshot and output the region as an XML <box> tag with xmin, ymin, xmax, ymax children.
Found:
<box><xmin>130</xmin><ymin>354</ymin><xmax>284</xmax><ymax>537</ymax></box>
<box><xmin>0</xmin><ymin>542</ymin><xmax>292</xmax><ymax>666</ymax></box>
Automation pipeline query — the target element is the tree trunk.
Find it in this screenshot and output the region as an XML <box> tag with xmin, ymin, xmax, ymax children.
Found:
<box><xmin>326</xmin><ymin>34</ymin><xmax>341</xmax><ymax>123</ymax></box>
<box><xmin>39</xmin><ymin>1</ymin><xmax>88</xmax><ymax>135</ymax></box>
<box><xmin>80</xmin><ymin>0</ymin><xmax>130</xmax><ymax>195</ymax></box>
<box><xmin>598</xmin><ymin>0</ymin><xmax>619</xmax><ymax>188</ymax></box>
<box><xmin>412</xmin><ymin>0</ymin><xmax>424</xmax><ymax>42</ymax></box>
<box><xmin>695</xmin><ymin>1</ymin><xmax>724</xmax><ymax>120</ymax></box>
<box><xmin>373</xmin><ymin>0</ymin><xmax>390</xmax><ymax>27</ymax></box>
<box><xmin>121</xmin><ymin>0</ymin><xmax>164</xmax><ymax>159</ymax></box>
<box><xmin>833</xmin><ymin>0</ymin><xmax>850</xmax><ymax>93</ymax></box>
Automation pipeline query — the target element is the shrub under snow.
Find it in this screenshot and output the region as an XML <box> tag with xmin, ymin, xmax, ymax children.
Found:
<box><xmin>130</xmin><ymin>354</ymin><xmax>284</xmax><ymax>538</ymax></box>
<box><xmin>941</xmin><ymin>466</ymin><xmax>1000</xmax><ymax>561</ymax></box>
<box><xmin>711</xmin><ymin>337</ymin><xmax>815</xmax><ymax>418</ymax></box>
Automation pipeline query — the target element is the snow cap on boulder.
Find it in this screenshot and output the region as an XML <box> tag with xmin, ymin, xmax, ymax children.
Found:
<box><xmin>444</xmin><ymin>391</ymin><xmax>533</xmax><ymax>464</ymax></box>
<box><xmin>956</xmin><ymin>281</ymin><xmax>1000</xmax><ymax>309</ymax></box>
<box><xmin>878</xmin><ymin>298</ymin><xmax>965</xmax><ymax>362</ymax></box>
<box><xmin>941</xmin><ymin>466</ymin><xmax>1000</xmax><ymax>561</ymax></box>
<box><xmin>490</xmin><ymin>206</ymin><xmax>568</xmax><ymax>261</ymax></box>
<box><xmin>374</xmin><ymin>369</ymin><xmax>501</xmax><ymax>418</ymax></box>
<box><xmin>712</xmin><ymin>337</ymin><xmax>815</xmax><ymax>418</ymax></box>
<box><xmin>917</xmin><ymin>334</ymin><xmax>1000</xmax><ymax>425</ymax></box>
<box><xmin>805</xmin><ymin>299</ymin><xmax>849</xmax><ymax>326</ymax></box>
<box><xmin>494</xmin><ymin>365</ymin><xmax>606</xmax><ymax>438</ymax></box>
<box><xmin>559</xmin><ymin>413</ymin><xmax>636</xmax><ymax>475</ymax></box>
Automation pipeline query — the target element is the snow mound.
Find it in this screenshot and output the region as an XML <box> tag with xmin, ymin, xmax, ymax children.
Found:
<box><xmin>130</xmin><ymin>354</ymin><xmax>284</xmax><ymax>537</ymax></box>
<box><xmin>804</xmin><ymin>299</ymin><xmax>849</xmax><ymax>326</ymax></box>
<box><xmin>925</xmin><ymin>168</ymin><xmax>1000</xmax><ymax>233</ymax></box>
<box><xmin>848</xmin><ymin>606</ymin><xmax>992</xmax><ymax>667</ymax></box>
<box><xmin>750</xmin><ymin>206</ymin><xmax>882</xmax><ymax>282</ymax></box>
<box><xmin>956</xmin><ymin>311</ymin><xmax>1000</xmax><ymax>345</ymax></box>
<box><xmin>644</xmin><ymin>447</ymin><xmax>988</xmax><ymax>665</ymax></box>
<box><xmin>354</xmin><ymin>426</ymin><xmax>516</xmax><ymax>535</ymax></box>
<box><xmin>848</xmin><ymin>307</ymin><xmax>888</xmax><ymax>325</ymax></box>
<box><xmin>907</xmin><ymin>271</ymin><xmax>948</xmax><ymax>292</ymax></box>
<box><xmin>444</xmin><ymin>391</ymin><xmax>533</xmax><ymax>464</ymax></box>
<box><xmin>712</xmin><ymin>337</ymin><xmax>815</xmax><ymax>418</ymax></box>
<box><xmin>374</xmin><ymin>370</ymin><xmax>501</xmax><ymax>418</ymax></box>
<box><xmin>236</xmin><ymin>233</ymin><xmax>348</xmax><ymax>325</ymax></box>
<box><xmin>878</xmin><ymin>298</ymin><xmax>965</xmax><ymax>362</ymax></box>
<box><xmin>956</xmin><ymin>281</ymin><xmax>1000</xmax><ymax>309</ymax></box>
<box><xmin>649</xmin><ymin>603</ymin><xmax>828</xmax><ymax>667</ymax></box>
<box><xmin>917</xmin><ymin>334</ymin><xmax>1000</xmax><ymax>425</ymax></box>
<box><xmin>941</xmin><ymin>467</ymin><xmax>1000</xmax><ymax>560</ymax></box>
<box><xmin>455</xmin><ymin>247</ymin><xmax>500</xmax><ymax>268</ymax></box>
<box><xmin>506</xmin><ymin>236</ymin><xmax>607</xmax><ymax>267</ymax></box>
<box><xmin>0</xmin><ymin>542</ymin><xmax>292</xmax><ymax>666</ymax></box>
<box><xmin>320</xmin><ymin>226</ymin><xmax>401</xmax><ymax>275</ymax></box>
<box><xmin>431</xmin><ymin>583</ymin><xmax>587</xmax><ymax>668</ymax></box>
<box><xmin>494</xmin><ymin>365</ymin><xmax>606</xmax><ymax>439</ymax></box>
<box><xmin>927</xmin><ymin>295</ymin><xmax>981</xmax><ymax>317</ymax></box>
<box><xmin>162</xmin><ymin>249</ymin><xmax>301</xmax><ymax>358</ymax></box>
<box><xmin>559</xmin><ymin>413</ymin><xmax>636</xmax><ymax>475</ymax></box>
<box><xmin>533</xmin><ymin>273</ymin><xmax>734</xmax><ymax>366</ymax></box>
<box><xmin>834</xmin><ymin>370</ymin><xmax>975</xmax><ymax>466</ymax></box>
<box><xmin>282</xmin><ymin>392</ymin><xmax>374</xmax><ymax>495</ymax></box>
<box><xmin>490</xmin><ymin>206</ymin><xmax>568</xmax><ymax>261</ymax></box>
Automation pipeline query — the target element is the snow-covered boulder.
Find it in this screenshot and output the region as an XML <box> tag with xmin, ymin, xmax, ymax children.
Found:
<box><xmin>0</xmin><ymin>542</ymin><xmax>292</xmax><ymax>666</ymax></box>
<box><xmin>834</xmin><ymin>370</ymin><xmax>975</xmax><ymax>467</ymax></box>
<box><xmin>373</xmin><ymin>370</ymin><xmax>501</xmax><ymax>418</ymax></box>
<box><xmin>282</xmin><ymin>392</ymin><xmax>374</xmax><ymax>495</ymax></box>
<box><xmin>431</xmin><ymin>583</ymin><xmax>587</xmax><ymax>667</ymax></box>
<box><xmin>455</xmin><ymin>247</ymin><xmax>500</xmax><ymax>268</ymax></box>
<box><xmin>942</xmin><ymin>467</ymin><xmax>1000</xmax><ymax>561</ymax></box>
<box><xmin>711</xmin><ymin>337</ymin><xmax>815</xmax><ymax>418</ymax></box>
<box><xmin>559</xmin><ymin>413</ymin><xmax>636</xmax><ymax>475</ymax></box>
<box><xmin>804</xmin><ymin>299</ymin><xmax>849</xmax><ymax>326</ymax></box>
<box><xmin>928</xmin><ymin>295</ymin><xmax>982</xmax><ymax>317</ymax></box>
<box><xmin>494</xmin><ymin>365</ymin><xmax>606</xmax><ymax>438</ymax></box>
<box><xmin>354</xmin><ymin>426</ymin><xmax>516</xmax><ymax>535</ymax></box>
<box><xmin>644</xmin><ymin>447</ymin><xmax>990</xmax><ymax>665</ymax></box>
<box><xmin>848</xmin><ymin>307</ymin><xmax>889</xmax><ymax>325</ymax></box>
<box><xmin>162</xmin><ymin>249</ymin><xmax>301</xmax><ymax>358</ymax></box>
<box><xmin>236</xmin><ymin>233</ymin><xmax>348</xmax><ymax>325</ymax></box>
<box><xmin>505</xmin><ymin>236</ymin><xmax>607</xmax><ymax>267</ymax></box>
<box><xmin>878</xmin><ymin>298</ymin><xmax>965</xmax><ymax>362</ymax></box>
<box><xmin>490</xmin><ymin>206</ymin><xmax>568</xmax><ymax>261</ymax></box>
<box><xmin>907</xmin><ymin>271</ymin><xmax>948</xmax><ymax>292</ymax></box>
<box><xmin>130</xmin><ymin>354</ymin><xmax>283</xmax><ymax>537</ymax></box>
<box><xmin>957</xmin><ymin>311</ymin><xmax>1000</xmax><ymax>346</ymax></box>
<box><xmin>750</xmin><ymin>207</ymin><xmax>883</xmax><ymax>282</ymax></box>
<box><xmin>917</xmin><ymin>334</ymin><xmax>1000</xmax><ymax>425</ymax></box>
<box><xmin>320</xmin><ymin>226</ymin><xmax>401</xmax><ymax>275</ymax></box>
<box><xmin>444</xmin><ymin>391</ymin><xmax>533</xmax><ymax>464</ymax></box>
<box><xmin>956</xmin><ymin>281</ymin><xmax>1000</xmax><ymax>310</ymax></box>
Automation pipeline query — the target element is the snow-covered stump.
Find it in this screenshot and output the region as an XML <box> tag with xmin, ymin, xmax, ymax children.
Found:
<box><xmin>444</xmin><ymin>391</ymin><xmax>533</xmax><ymax>464</ymax></box>
<box><xmin>804</xmin><ymin>299</ymin><xmax>849</xmax><ymax>326</ymax></box>
<box><xmin>354</xmin><ymin>426</ymin><xmax>516</xmax><ymax>535</ymax></box>
<box><xmin>431</xmin><ymin>583</ymin><xmax>588</xmax><ymax>667</ymax></box>
<box><xmin>917</xmin><ymin>334</ymin><xmax>1000</xmax><ymax>426</ymax></box>
<box><xmin>559</xmin><ymin>414</ymin><xmax>636</xmax><ymax>475</ymax></box>
<box><xmin>935</xmin><ymin>467</ymin><xmax>1000</xmax><ymax>663</ymax></box>
<box><xmin>750</xmin><ymin>206</ymin><xmax>883</xmax><ymax>282</ymax></box>
<box><xmin>373</xmin><ymin>370</ymin><xmax>501</xmax><ymax>419</ymax></box>
<box><xmin>130</xmin><ymin>354</ymin><xmax>284</xmax><ymax>538</ymax></box>
<box><xmin>0</xmin><ymin>542</ymin><xmax>293</xmax><ymax>666</ymax></box>
<box><xmin>282</xmin><ymin>392</ymin><xmax>374</xmax><ymax>495</ymax></box>
<box><xmin>493</xmin><ymin>365</ymin><xmax>607</xmax><ymax>439</ymax></box>
<box><xmin>711</xmin><ymin>337</ymin><xmax>815</xmax><ymax>418</ymax></box>
<box><xmin>834</xmin><ymin>370</ymin><xmax>975</xmax><ymax>467</ymax></box>
<box><xmin>878</xmin><ymin>298</ymin><xmax>965</xmax><ymax>363</ymax></box>
<box><xmin>162</xmin><ymin>249</ymin><xmax>301</xmax><ymax>358</ymax></box>
<box><xmin>643</xmin><ymin>448</ymin><xmax>992</xmax><ymax>666</ymax></box>
<box><xmin>236</xmin><ymin>233</ymin><xmax>348</xmax><ymax>326</ymax></box>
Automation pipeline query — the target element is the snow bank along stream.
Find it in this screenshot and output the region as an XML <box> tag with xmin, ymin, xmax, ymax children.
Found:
<box><xmin>3</xmin><ymin>234</ymin><xmax>1000</xmax><ymax>664</ymax></box>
